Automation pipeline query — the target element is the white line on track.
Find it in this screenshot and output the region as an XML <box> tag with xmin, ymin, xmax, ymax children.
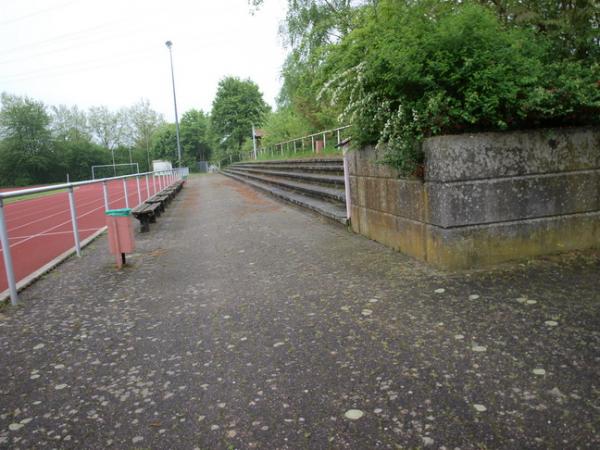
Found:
<box><xmin>0</xmin><ymin>187</ymin><xmax>147</xmax><ymax>253</ymax></box>
<box><xmin>5</xmin><ymin>203</ymin><xmax>108</xmax><ymax>250</ymax></box>
<box><xmin>6</xmin><ymin>228</ymin><xmax>102</xmax><ymax>240</ymax></box>
<box><xmin>5</xmin><ymin>186</ymin><xmax>146</xmax><ymax>234</ymax></box>
<box><xmin>5</xmin><ymin>182</ymin><xmax>148</xmax><ymax>226</ymax></box>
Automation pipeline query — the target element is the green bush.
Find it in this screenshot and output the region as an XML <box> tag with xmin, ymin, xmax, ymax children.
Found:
<box><xmin>321</xmin><ymin>0</ymin><xmax>600</xmax><ymax>174</ymax></box>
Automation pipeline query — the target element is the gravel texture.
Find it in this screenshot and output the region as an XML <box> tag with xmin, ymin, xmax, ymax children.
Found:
<box><xmin>0</xmin><ymin>174</ymin><xmax>599</xmax><ymax>449</ymax></box>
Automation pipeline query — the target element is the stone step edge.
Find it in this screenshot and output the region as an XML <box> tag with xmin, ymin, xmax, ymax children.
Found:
<box><xmin>229</xmin><ymin>167</ymin><xmax>345</xmax><ymax>186</ymax></box>
<box><xmin>221</xmin><ymin>171</ymin><xmax>348</xmax><ymax>225</ymax></box>
<box><xmin>231</xmin><ymin>163</ymin><xmax>343</xmax><ymax>173</ymax></box>
<box><xmin>225</xmin><ymin>168</ymin><xmax>346</xmax><ymax>204</ymax></box>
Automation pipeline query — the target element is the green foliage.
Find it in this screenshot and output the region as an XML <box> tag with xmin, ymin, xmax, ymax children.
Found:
<box><xmin>249</xmin><ymin>145</ymin><xmax>342</xmax><ymax>162</ymax></box>
<box><xmin>150</xmin><ymin>123</ymin><xmax>178</xmax><ymax>163</ymax></box>
<box><xmin>477</xmin><ymin>0</ymin><xmax>600</xmax><ymax>61</ymax></box>
<box><xmin>211</xmin><ymin>76</ymin><xmax>270</xmax><ymax>162</ymax></box>
<box><xmin>321</xmin><ymin>0</ymin><xmax>600</xmax><ymax>174</ymax></box>
<box><xmin>252</xmin><ymin>1</ymin><xmax>373</xmax><ymax>134</ymax></box>
<box><xmin>50</xmin><ymin>104</ymin><xmax>91</xmax><ymax>143</ymax></box>
<box><xmin>54</xmin><ymin>140</ymin><xmax>110</xmax><ymax>181</ymax></box>
<box><xmin>260</xmin><ymin>107</ymin><xmax>313</xmax><ymax>147</ymax></box>
<box><xmin>180</xmin><ymin>109</ymin><xmax>212</xmax><ymax>167</ymax></box>
<box><xmin>0</xmin><ymin>92</ymin><xmax>211</xmax><ymax>186</ymax></box>
<box><xmin>0</xmin><ymin>93</ymin><xmax>54</xmax><ymax>185</ymax></box>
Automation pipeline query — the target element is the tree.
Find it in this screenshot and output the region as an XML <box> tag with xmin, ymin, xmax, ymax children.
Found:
<box><xmin>88</xmin><ymin>105</ymin><xmax>135</xmax><ymax>169</ymax></box>
<box><xmin>476</xmin><ymin>0</ymin><xmax>599</xmax><ymax>61</ymax></box>
<box><xmin>0</xmin><ymin>93</ymin><xmax>55</xmax><ymax>186</ymax></box>
<box><xmin>150</xmin><ymin>123</ymin><xmax>178</xmax><ymax>163</ymax></box>
<box><xmin>88</xmin><ymin>106</ymin><xmax>120</xmax><ymax>149</ymax></box>
<box><xmin>251</xmin><ymin>1</ymin><xmax>373</xmax><ymax>132</ymax></box>
<box><xmin>129</xmin><ymin>99</ymin><xmax>164</xmax><ymax>170</ymax></box>
<box><xmin>53</xmin><ymin>140</ymin><xmax>110</xmax><ymax>181</ymax></box>
<box><xmin>180</xmin><ymin>109</ymin><xmax>212</xmax><ymax>166</ymax></box>
<box><xmin>260</xmin><ymin>107</ymin><xmax>312</xmax><ymax>148</ymax></box>
<box><xmin>210</xmin><ymin>77</ymin><xmax>269</xmax><ymax>153</ymax></box>
<box><xmin>50</xmin><ymin>104</ymin><xmax>91</xmax><ymax>142</ymax></box>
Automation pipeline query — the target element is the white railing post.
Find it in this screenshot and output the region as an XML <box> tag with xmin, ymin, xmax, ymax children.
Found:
<box><xmin>145</xmin><ymin>175</ymin><xmax>151</xmax><ymax>200</ymax></box>
<box><xmin>323</xmin><ymin>133</ymin><xmax>327</xmax><ymax>149</ymax></box>
<box><xmin>67</xmin><ymin>187</ymin><xmax>82</xmax><ymax>257</ymax></box>
<box><xmin>152</xmin><ymin>174</ymin><xmax>157</xmax><ymax>194</ymax></box>
<box><xmin>0</xmin><ymin>199</ymin><xmax>18</xmax><ymax>305</ymax></box>
<box><xmin>136</xmin><ymin>176</ymin><xmax>142</xmax><ymax>206</ymax></box>
<box><xmin>312</xmin><ymin>136</ymin><xmax>315</xmax><ymax>153</ymax></box>
<box><xmin>102</xmin><ymin>181</ymin><xmax>109</xmax><ymax>211</ymax></box>
<box><xmin>122</xmin><ymin>178</ymin><xmax>129</xmax><ymax>208</ymax></box>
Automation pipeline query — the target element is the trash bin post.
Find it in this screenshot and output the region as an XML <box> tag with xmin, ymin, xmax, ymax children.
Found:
<box><xmin>105</xmin><ymin>208</ymin><xmax>135</xmax><ymax>269</ymax></box>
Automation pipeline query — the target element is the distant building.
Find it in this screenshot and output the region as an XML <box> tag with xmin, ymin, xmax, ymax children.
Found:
<box><xmin>253</xmin><ymin>128</ymin><xmax>265</xmax><ymax>146</ymax></box>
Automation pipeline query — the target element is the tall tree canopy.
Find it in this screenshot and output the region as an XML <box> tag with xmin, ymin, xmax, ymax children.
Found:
<box><xmin>180</xmin><ymin>109</ymin><xmax>212</xmax><ymax>165</ymax></box>
<box><xmin>0</xmin><ymin>93</ymin><xmax>54</xmax><ymax>185</ymax></box>
<box><xmin>210</xmin><ymin>77</ymin><xmax>269</xmax><ymax>153</ymax></box>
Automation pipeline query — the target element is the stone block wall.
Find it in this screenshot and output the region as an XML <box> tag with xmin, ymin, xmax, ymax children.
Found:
<box><xmin>348</xmin><ymin>127</ymin><xmax>600</xmax><ymax>269</ymax></box>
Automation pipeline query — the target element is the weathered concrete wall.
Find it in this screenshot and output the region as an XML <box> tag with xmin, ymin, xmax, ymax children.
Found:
<box><xmin>348</xmin><ymin>127</ymin><xmax>600</xmax><ymax>268</ymax></box>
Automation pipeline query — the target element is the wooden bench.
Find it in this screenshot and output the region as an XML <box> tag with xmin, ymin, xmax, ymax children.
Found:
<box><xmin>146</xmin><ymin>194</ymin><xmax>169</xmax><ymax>212</ymax></box>
<box><xmin>130</xmin><ymin>181</ymin><xmax>185</xmax><ymax>233</ymax></box>
<box><xmin>131</xmin><ymin>202</ymin><xmax>161</xmax><ymax>232</ymax></box>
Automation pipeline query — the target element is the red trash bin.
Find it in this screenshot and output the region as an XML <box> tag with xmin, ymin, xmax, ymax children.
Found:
<box><xmin>105</xmin><ymin>208</ymin><xmax>135</xmax><ymax>268</ymax></box>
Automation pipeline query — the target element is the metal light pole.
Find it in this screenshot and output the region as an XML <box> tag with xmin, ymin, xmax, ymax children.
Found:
<box><xmin>165</xmin><ymin>40</ymin><xmax>182</xmax><ymax>168</ymax></box>
<box><xmin>252</xmin><ymin>124</ymin><xmax>258</xmax><ymax>160</ymax></box>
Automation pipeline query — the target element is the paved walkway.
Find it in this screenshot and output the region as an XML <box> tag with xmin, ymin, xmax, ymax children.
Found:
<box><xmin>1</xmin><ymin>174</ymin><xmax>599</xmax><ymax>449</ymax></box>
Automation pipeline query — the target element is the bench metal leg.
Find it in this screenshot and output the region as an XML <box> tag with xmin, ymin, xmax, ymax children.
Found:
<box><xmin>140</xmin><ymin>218</ymin><xmax>150</xmax><ymax>233</ymax></box>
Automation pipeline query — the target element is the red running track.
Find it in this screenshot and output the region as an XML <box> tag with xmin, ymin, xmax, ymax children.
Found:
<box><xmin>0</xmin><ymin>176</ymin><xmax>163</xmax><ymax>294</ymax></box>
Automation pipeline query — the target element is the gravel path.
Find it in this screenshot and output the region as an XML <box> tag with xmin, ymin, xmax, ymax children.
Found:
<box><xmin>1</xmin><ymin>174</ymin><xmax>599</xmax><ymax>449</ymax></box>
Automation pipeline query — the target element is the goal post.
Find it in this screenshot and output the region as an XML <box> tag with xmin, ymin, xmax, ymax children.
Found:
<box><xmin>91</xmin><ymin>163</ymin><xmax>140</xmax><ymax>180</ymax></box>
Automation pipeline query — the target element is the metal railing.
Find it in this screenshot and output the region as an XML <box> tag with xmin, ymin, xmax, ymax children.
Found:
<box><xmin>0</xmin><ymin>168</ymin><xmax>186</xmax><ymax>306</ymax></box>
<box><xmin>234</xmin><ymin>125</ymin><xmax>351</xmax><ymax>162</ymax></box>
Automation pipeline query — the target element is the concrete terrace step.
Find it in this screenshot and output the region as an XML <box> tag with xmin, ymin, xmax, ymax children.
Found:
<box><xmin>224</xmin><ymin>168</ymin><xmax>345</xmax><ymax>203</ymax></box>
<box><xmin>233</xmin><ymin>163</ymin><xmax>344</xmax><ymax>175</ymax></box>
<box><xmin>233</xmin><ymin>158</ymin><xmax>344</xmax><ymax>174</ymax></box>
<box><xmin>229</xmin><ymin>167</ymin><xmax>345</xmax><ymax>187</ymax></box>
<box><xmin>222</xmin><ymin>171</ymin><xmax>348</xmax><ymax>225</ymax></box>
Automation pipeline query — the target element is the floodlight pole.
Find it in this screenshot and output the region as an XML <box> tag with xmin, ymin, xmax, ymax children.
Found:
<box><xmin>165</xmin><ymin>40</ymin><xmax>182</xmax><ymax>168</ymax></box>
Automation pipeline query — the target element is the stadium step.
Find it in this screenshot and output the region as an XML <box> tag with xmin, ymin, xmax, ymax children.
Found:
<box><xmin>221</xmin><ymin>158</ymin><xmax>348</xmax><ymax>225</ymax></box>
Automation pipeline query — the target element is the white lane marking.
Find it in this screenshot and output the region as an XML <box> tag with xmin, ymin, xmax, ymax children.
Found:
<box><xmin>6</xmin><ymin>228</ymin><xmax>102</xmax><ymax>240</ymax></box>
<box><xmin>4</xmin><ymin>185</ymin><xmax>147</xmax><ymax>235</ymax></box>
<box><xmin>5</xmin><ymin>182</ymin><xmax>148</xmax><ymax>227</ymax></box>
<box><xmin>0</xmin><ymin>183</ymin><xmax>151</xmax><ymax>255</ymax></box>
<box><xmin>5</xmin><ymin>203</ymin><xmax>107</xmax><ymax>250</ymax></box>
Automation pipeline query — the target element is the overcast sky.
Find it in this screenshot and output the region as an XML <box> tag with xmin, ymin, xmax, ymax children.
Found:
<box><xmin>0</xmin><ymin>0</ymin><xmax>288</xmax><ymax>120</ymax></box>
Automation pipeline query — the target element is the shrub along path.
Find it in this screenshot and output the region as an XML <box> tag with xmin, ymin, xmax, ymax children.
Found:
<box><xmin>0</xmin><ymin>174</ymin><xmax>599</xmax><ymax>448</ymax></box>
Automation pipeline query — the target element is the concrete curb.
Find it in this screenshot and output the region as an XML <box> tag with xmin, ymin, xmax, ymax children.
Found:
<box><xmin>0</xmin><ymin>226</ymin><xmax>107</xmax><ymax>304</ymax></box>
